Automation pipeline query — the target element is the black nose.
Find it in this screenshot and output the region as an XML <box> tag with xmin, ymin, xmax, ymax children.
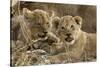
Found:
<box><xmin>66</xmin><ymin>33</ymin><xmax>71</xmax><ymax>37</ymax></box>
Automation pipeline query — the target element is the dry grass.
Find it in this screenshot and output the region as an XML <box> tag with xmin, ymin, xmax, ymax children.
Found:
<box><xmin>11</xmin><ymin>1</ymin><xmax>96</xmax><ymax>66</ymax></box>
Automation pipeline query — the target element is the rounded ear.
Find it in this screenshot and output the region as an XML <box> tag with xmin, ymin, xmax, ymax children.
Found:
<box><xmin>23</xmin><ymin>8</ymin><xmax>33</xmax><ymax>18</ymax></box>
<box><xmin>52</xmin><ymin>17</ymin><xmax>60</xmax><ymax>31</ymax></box>
<box><xmin>74</xmin><ymin>16</ymin><xmax>82</xmax><ymax>26</ymax></box>
<box><xmin>48</xmin><ymin>10</ymin><xmax>55</xmax><ymax>18</ymax></box>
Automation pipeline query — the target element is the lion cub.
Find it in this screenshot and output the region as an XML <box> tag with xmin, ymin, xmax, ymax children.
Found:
<box><xmin>11</xmin><ymin>8</ymin><xmax>62</xmax><ymax>65</ymax></box>
<box><xmin>12</xmin><ymin>8</ymin><xmax>54</xmax><ymax>42</ymax></box>
<box><xmin>46</xmin><ymin>15</ymin><xmax>96</xmax><ymax>63</ymax></box>
<box><xmin>12</xmin><ymin>8</ymin><xmax>61</xmax><ymax>52</ymax></box>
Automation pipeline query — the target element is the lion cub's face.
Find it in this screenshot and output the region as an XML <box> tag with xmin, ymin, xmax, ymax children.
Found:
<box><xmin>23</xmin><ymin>8</ymin><xmax>50</xmax><ymax>40</ymax></box>
<box><xmin>57</xmin><ymin>15</ymin><xmax>82</xmax><ymax>45</ymax></box>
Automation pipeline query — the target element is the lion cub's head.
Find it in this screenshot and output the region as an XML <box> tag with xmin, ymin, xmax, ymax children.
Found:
<box><xmin>52</xmin><ymin>15</ymin><xmax>82</xmax><ymax>45</ymax></box>
<box><xmin>23</xmin><ymin>8</ymin><xmax>51</xmax><ymax>40</ymax></box>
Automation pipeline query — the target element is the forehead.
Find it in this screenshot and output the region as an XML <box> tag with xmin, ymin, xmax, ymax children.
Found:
<box><xmin>61</xmin><ymin>16</ymin><xmax>75</xmax><ymax>25</ymax></box>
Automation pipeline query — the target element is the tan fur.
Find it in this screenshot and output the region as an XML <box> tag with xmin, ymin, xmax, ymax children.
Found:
<box><xmin>46</xmin><ymin>15</ymin><xmax>96</xmax><ymax>63</ymax></box>
<box><xmin>12</xmin><ymin>8</ymin><xmax>52</xmax><ymax>42</ymax></box>
<box><xmin>12</xmin><ymin>8</ymin><xmax>62</xmax><ymax>50</ymax></box>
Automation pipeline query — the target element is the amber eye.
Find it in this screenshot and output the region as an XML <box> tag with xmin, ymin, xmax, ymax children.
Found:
<box><xmin>46</xmin><ymin>22</ymin><xmax>50</xmax><ymax>27</ymax></box>
<box><xmin>37</xmin><ymin>23</ymin><xmax>41</xmax><ymax>25</ymax></box>
<box><xmin>46</xmin><ymin>22</ymin><xmax>49</xmax><ymax>25</ymax></box>
<box><xmin>71</xmin><ymin>25</ymin><xmax>75</xmax><ymax>30</ymax></box>
<box><xmin>61</xmin><ymin>26</ymin><xmax>65</xmax><ymax>29</ymax></box>
<box><xmin>71</xmin><ymin>25</ymin><xmax>73</xmax><ymax>28</ymax></box>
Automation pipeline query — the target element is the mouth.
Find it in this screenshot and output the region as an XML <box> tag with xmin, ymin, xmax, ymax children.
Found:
<box><xmin>38</xmin><ymin>34</ymin><xmax>46</xmax><ymax>38</ymax></box>
<box><xmin>65</xmin><ymin>37</ymin><xmax>74</xmax><ymax>42</ymax></box>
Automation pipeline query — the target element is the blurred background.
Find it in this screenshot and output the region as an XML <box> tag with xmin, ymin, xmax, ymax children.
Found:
<box><xmin>11</xmin><ymin>1</ymin><xmax>96</xmax><ymax>33</ymax></box>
